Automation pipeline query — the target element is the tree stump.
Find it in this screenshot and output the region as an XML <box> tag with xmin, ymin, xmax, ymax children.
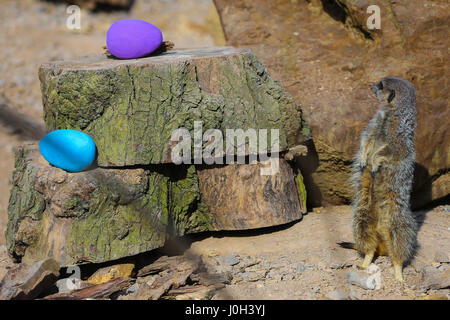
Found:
<box><xmin>39</xmin><ymin>47</ymin><xmax>310</xmax><ymax>166</ymax></box>
<box><xmin>7</xmin><ymin>47</ymin><xmax>309</xmax><ymax>266</ymax></box>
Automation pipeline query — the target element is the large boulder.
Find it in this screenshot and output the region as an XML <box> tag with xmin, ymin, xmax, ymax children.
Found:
<box><xmin>213</xmin><ymin>0</ymin><xmax>449</xmax><ymax>208</ymax></box>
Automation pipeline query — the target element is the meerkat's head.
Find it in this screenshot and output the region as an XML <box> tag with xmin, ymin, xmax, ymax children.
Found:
<box><xmin>370</xmin><ymin>76</ymin><xmax>416</xmax><ymax>108</ymax></box>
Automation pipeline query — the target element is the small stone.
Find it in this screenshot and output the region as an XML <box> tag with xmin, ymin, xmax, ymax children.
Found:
<box><xmin>224</xmin><ymin>254</ymin><xmax>240</xmax><ymax>266</ymax></box>
<box><xmin>311</xmin><ymin>287</ymin><xmax>320</xmax><ymax>294</ymax></box>
<box><xmin>434</xmin><ymin>251</ymin><xmax>449</xmax><ymax>264</ymax></box>
<box><xmin>56</xmin><ymin>278</ymin><xmax>89</xmax><ymax>294</ymax></box>
<box><xmin>87</xmin><ymin>263</ymin><xmax>135</xmax><ymax>285</ymax></box>
<box><xmin>326</xmin><ymin>290</ymin><xmax>348</xmax><ymax>300</ymax></box>
<box><xmin>126</xmin><ymin>283</ymin><xmax>138</xmax><ymax>294</ymax></box>
<box><xmin>348</xmin><ymin>289</ymin><xmax>362</xmax><ymax>300</ymax></box>
<box><xmin>346</xmin><ymin>271</ymin><xmax>374</xmax><ymax>290</ymax></box>
<box><xmin>296</xmin><ymin>263</ymin><xmax>305</xmax><ymax>273</ymax></box>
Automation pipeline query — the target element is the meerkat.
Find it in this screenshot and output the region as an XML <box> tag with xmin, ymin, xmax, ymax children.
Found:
<box><xmin>339</xmin><ymin>76</ymin><xmax>417</xmax><ymax>282</ymax></box>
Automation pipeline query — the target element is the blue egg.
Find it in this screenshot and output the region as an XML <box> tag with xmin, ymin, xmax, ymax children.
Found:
<box><xmin>39</xmin><ymin>130</ymin><xmax>96</xmax><ymax>172</ymax></box>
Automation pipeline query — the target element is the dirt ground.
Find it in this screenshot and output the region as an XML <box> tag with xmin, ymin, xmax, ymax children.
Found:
<box><xmin>0</xmin><ymin>204</ymin><xmax>448</xmax><ymax>300</ymax></box>
<box><xmin>0</xmin><ymin>0</ymin><xmax>225</xmax><ymax>245</ymax></box>
<box><xmin>185</xmin><ymin>205</ymin><xmax>449</xmax><ymax>300</ymax></box>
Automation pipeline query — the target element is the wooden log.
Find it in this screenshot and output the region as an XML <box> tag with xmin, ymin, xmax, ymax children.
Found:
<box><xmin>43</xmin><ymin>278</ymin><xmax>134</xmax><ymax>300</ymax></box>
<box><xmin>6</xmin><ymin>144</ymin><xmax>211</xmax><ymax>266</ymax></box>
<box><xmin>39</xmin><ymin>47</ymin><xmax>310</xmax><ymax>167</ymax></box>
<box><xmin>197</xmin><ymin>157</ymin><xmax>306</xmax><ymax>230</ymax></box>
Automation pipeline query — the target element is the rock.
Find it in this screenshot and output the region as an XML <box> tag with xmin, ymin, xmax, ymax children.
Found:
<box><xmin>87</xmin><ymin>263</ymin><xmax>135</xmax><ymax>285</ymax></box>
<box><xmin>169</xmin><ymin>285</ymin><xmax>216</xmax><ymax>300</ymax></box>
<box><xmin>224</xmin><ymin>254</ymin><xmax>240</xmax><ymax>266</ymax></box>
<box><xmin>40</xmin><ymin>47</ymin><xmax>310</xmax><ymax>167</ymax></box>
<box><xmin>214</xmin><ymin>0</ymin><xmax>449</xmax><ymax>208</ymax></box>
<box><xmin>326</xmin><ymin>290</ymin><xmax>348</xmax><ymax>300</ymax></box>
<box><xmin>348</xmin><ymin>289</ymin><xmax>362</xmax><ymax>300</ymax></box>
<box><xmin>197</xmin><ymin>158</ymin><xmax>306</xmax><ymax>230</ymax></box>
<box><xmin>6</xmin><ymin>144</ymin><xmax>210</xmax><ymax>266</ymax></box>
<box><xmin>243</xmin><ymin>269</ymin><xmax>267</xmax><ymax>282</ymax></box>
<box><xmin>137</xmin><ymin>255</ymin><xmax>200</xmax><ymax>278</ymax></box>
<box><xmin>296</xmin><ymin>263</ymin><xmax>305</xmax><ymax>273</ymax></box>
<box><xmin>193</xmin><ymin>272</ymin><xmax>232</xmax><ymax>286</ymax></box>
<box><xmin>39</xmin><ymin>129</ymin><xmax>96</xmax><ymax>172</ymax></box>
<box><xmin>415</xmin><ymin>267</ymin><xmax>450</xmax><ymax>291</ymax></box>
<box><xmin>55</xmin><ymin>277</ymin><xmax>88</xmax><ymax>294</ymax></box>
<box><xmin>346</xmin><ymin>271</ymin><xmax>375</xmax><ymax>290</ymax></box>
<box><xmin>434</xmin><ymin>251</ymin><xmax>449</xmax><ymax>264</ymax></box>
<box><xmin>0</xmin><ymin>258</ymin><xmax>60</xmax><ymax>300</ymax></box>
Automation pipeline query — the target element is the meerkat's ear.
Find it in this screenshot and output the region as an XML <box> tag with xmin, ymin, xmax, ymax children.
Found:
<box><xmin>388</xmin><ymin>90</ymin><xmax>395</xmax><ymax>103</ymax></box>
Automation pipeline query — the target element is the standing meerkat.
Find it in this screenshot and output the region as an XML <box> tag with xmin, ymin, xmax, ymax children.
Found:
<box><xmin>339</xmin><ymin>76</ymin><xmax>417</xmax><ymax>282</ymax></box>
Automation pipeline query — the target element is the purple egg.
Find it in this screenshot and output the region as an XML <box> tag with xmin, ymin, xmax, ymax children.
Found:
<box><xmin>106</xmin><ymin>19</ymin><xmax>163</xmax><ymax>59</ymax></box>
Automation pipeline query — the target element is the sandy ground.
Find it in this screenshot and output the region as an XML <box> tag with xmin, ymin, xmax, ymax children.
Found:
<box><xmin>186</xmin><ymin>205</ymin><xmax>449</xmax><ymax>300</ymax></box>
<box><xmin>0</xmin><ymin>0</ymin><xmax>225</xmax><ymax>245</ymax></box>
<box><xmin>0</xmin><ymin>204</ymin><xmax>448</xmax><ymax>300</ymax></box>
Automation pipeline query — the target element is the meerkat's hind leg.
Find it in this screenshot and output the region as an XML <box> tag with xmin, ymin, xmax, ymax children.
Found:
<box><xmin>393</xmin><ymin>260</ymin><xmax>404</xmax><ymax>282</ymax></box>
<box><xmin>359</xmin><ymin>251</ymin><xmax>375</xmax><ymax>270</ymax></box>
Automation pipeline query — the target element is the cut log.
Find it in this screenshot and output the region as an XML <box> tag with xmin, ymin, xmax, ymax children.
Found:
<box><xmin>6</xmin><ymin>144</ymin><xmax>210</xmax><ymax>266</ymax></box>
<box><xmin>0</xmin><ymin>258</ymin><xmax>60</xmax><ymax>300</ymax></box>
<box><xmin>197</xmin><ymin>158</ymin><xmax>306</xmax><ymax>230</ymax></box>
<box><xmin>7</xmin><ymin>144</ymin><xmax>307</xmax><ymax>266</ymax></box>
<box><xmin>39</xmin><ymin>47</ymin><xmax>310</xmax><ymax>167</ymax></box>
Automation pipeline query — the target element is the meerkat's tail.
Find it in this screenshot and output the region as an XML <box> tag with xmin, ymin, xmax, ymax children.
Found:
<box><xmin>337</xmin><ymin>242</ymin><xmax>357</xmax><ymax>250</ymax></box>
<box><xmin>337</xmin><ymin>241</ymin><xmax>388</xmax><ymax>255</ymax></box>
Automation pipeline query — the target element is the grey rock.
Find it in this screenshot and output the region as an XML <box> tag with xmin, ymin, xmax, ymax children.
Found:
<box><xmin>326</xmin><ymin>290</ymin><xmax>348</xmax><ymax>300</ymax></box>
<box><xmin>348</xmin><ymin>289</ymin><xmax>362</xmax><ymax>300</ymax></box>
<box><xmin>55</xmin><ymin>277</ymin><xmax>87</xmax><ymax>294</ymax></box>
<box><xmin>434</xmin><ymin>251</ymin><xmax>449</xmax><ymax>264</ymax></box>
<box><xmin>126</xmin><ymin>283</ymin><xmax>138</xmax><ymax>294</ymax></box>
<box><xmin>346</xmin><ymin>272</ymin><xmax>374</xmax><ymax>290</ymax></box>
<box><xmin>296</xmin><ymin>263</ymin><xmax>305</xmax><ymax>273</ymax></box>
<box><xmin>415</xmin><ymin>267</ymin><xmax>450</xmax><ymax>292</ymax></box>
<box><xmin>225</xmin><ymin>254</ymin><xmax>240</xmax><ymax>266</ymax></box>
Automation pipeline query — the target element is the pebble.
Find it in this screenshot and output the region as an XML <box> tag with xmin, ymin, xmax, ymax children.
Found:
<box><xmin>326</xmin><ymin>290</ymin><xmax>348</xmax><ymax>300</ymax></box>
<box><xmin>347</xmin><ymin>271</ymin><xmax>375</xmax><ymax>290</ymax></box>
<box><xmin>296</xmin><ymin>263</ymin><xmax>305</xmax><ymax>273</ymax></box>
<box><xmin>224</xmin><ymin>254</ymin><xmax>240</xmax><ymax>266</ymax></box>
<box><xmin>348</xmin><ymin>289</ymin><xmax>362</xmax><ymax>300</ymax></box>
<box><xmin>434</xmin><ymin>251</ymin><xmax>449</xmax><ymax>264</ymax></box>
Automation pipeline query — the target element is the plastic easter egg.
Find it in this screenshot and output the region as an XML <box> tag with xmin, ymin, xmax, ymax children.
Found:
<box><xmin>39</xmin><ymin>130</ymin><xmax>96</xmax><ymax>172</ymax></box>
<box><xmin>106</xmin><ymin>19</ymin><xmax>163</xmax><ymax>59</ymax></box>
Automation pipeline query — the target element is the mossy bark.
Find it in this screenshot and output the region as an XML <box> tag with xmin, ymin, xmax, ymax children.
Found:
<box><xmin>39</xmin><ymin>47</ymin><xmax>310</xmax><ymax>166</ymax></box>
<box><xmin>6</xmin><ymin>144</ymin><xmax>210</xmax><ymax>266</ymax></box>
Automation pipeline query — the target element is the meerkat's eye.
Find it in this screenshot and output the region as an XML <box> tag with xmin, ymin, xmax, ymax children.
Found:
<box><xmin>388</xmin><ymin>90</ymin><xmax>395</xmax><ymax>103</ymax></box>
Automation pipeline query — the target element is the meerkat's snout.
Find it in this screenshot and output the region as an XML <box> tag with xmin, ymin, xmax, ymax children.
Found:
<box><xmin>370</xmin><ymin>81</ymin><xmax>383</xmax><ymax>94</ymax></box>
